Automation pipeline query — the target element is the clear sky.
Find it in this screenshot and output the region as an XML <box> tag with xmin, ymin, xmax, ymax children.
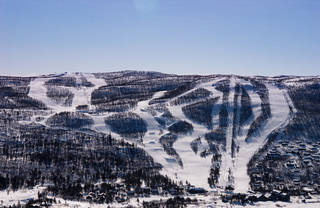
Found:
<box><xmin>0</xmin><ymin>0</ymin><xmax>319</xmax><ymax>76</ymax></box>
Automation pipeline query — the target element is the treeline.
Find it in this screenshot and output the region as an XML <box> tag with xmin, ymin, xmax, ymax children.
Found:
<box><xmin>168</xmin><ymin>120</ymin><xmax>193</xmax><ymax>135</ymax></box>
<box><xmin>105</xmin><ymin>112</ymin><xmax>147</xmax><ymax>138</ymax></box>
<box><xmin>0</xmin><ymin>118</ymin><xmax>183</xmax><ymax>203</ymax></box>
<box><xmin>45</xmin><ymin>76</ymin><xmax>94</xmax><ymax>87</ymax></box>
<box><xmin>91</xmin><ymin>72</ymin><xmax>205</xmax><ymax>112</ymax></box>
<box><xmin>46</xmin><ymin>86</ymin><xmax>74</xmax><ymax>106</ymax></box>
<box><xmin>46</xmin><ymin>111</ymin><xmax>94</xmax><ymax>129</ymax></box>
<box><xmin>239</xmin><ymin>86</ymin><xmax>253</xmax><ymax>126</ymax></box>
<box><xmin>149</xmin><ymin>82</ymin><xmax>196</xmax><ymax>105</ymax></box>
<box><xmin>159</xmin><ymin>133</ymin><xmax>183</xmax><ymax>167</ymax></box>
<box><xmin>171</xmin><ymin>88</ymin><xmax>212</xmax><ymax>106</ymax></box>
<box><xmin>0</xmin><ymin>77</ymin><xmax>46</xmax><ymax>110</ymax></box>
<box><xmin>91</xmin><ymin>85</ymin><xmax>154</xmax><ymax>112</ymax></box>
<box><xmin>245</xmin><ymin>80</ymin><xmax>271</xmax><ymax>141</ymax></box>
<box><xmin>182</xmin><ymin>97</ymin><xmax>220</xmax><ymax>129</ymax></box>
<box><xmin>142</xmin><ymin>196</ymin><xmax>198</xmax><ymax>208</ymax></box>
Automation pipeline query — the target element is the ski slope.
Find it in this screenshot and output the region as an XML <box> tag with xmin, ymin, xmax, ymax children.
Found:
<box><xmin>233</xmin><ymin>82</ymin><xmax>292</xmax><ymax>193</ymax></box>
<box><xmin>217</xmin><ymin>77</ymin><xmax>236</xmax><ymax>188</ymax></box>
<box><xmin>168</xmin><ymin>79</ymin><xmax>223</xmax><ymax>189</ymax></box>
<box><xmin>28</xmin><ymin>73</ymin><xmax>106</xmax><ymax>125</ymax></box>
<box><xmin>29</xmin><ymin>73</ymin><xmax>105</xmax><ymax>113</ymax></box>
<box><xmin>27</xmin><ymin>73</ymin><xmax>296</xmax><ymax>193</ymax></box>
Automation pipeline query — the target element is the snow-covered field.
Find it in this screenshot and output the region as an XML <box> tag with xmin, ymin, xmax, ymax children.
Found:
<box><xmin>0</xmin><ymin>186</ymin><xmax>46</xmax><ymax>207</ymax></box>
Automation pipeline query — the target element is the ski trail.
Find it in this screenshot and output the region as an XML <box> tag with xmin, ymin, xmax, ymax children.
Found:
<box><xmin>168</xmin><ymin>95</ymin><xmax>213</xmax><ymax>189</ymax></box>
<box><xmin>168</xmin><ymin>79</ymin><xmax>223</xmax><ymax>189</ymax></box>
<box><xmin>233</xmin><ymin>82</ymin><xmax>291</xmax><ymax>193</ymax></box>
<box><xmin>28</xmin><ymin>74</ymin><xmax>295</xmax><ymax>192</ymax></box>
<box><xmin>232</xmin><ymin>81</ymin><xmax>261</xmax><ymax>192</ymax></box>
<box><xmin>137</xmin><ymin>78</ymin><xmax>224</xmax><ymax>189</ymax></box>
<box><xmin>162</xmin><ymin>78</ymin><xmax>226</xmax><ymax>189</ymax></box>
<box><xmin>130</xmin><ymin>91</ymin><xmax>184</xmax><ymax>182</ymax></box>
<box><xmin>198</xmin><ymin>78</ymin><xmax>225</xmax><ymax>131</ymax></box>
<box><xmin>72</xmin><ymin>73</ymin><xmax>106</xmax><ymax>111</ymax></box>
<box><xmin>236</xmin><ymin>79</ymin><xmax>261</xmax><ymax>140</ymax></box>
<box><xmin>28</xmin><ymin>73</ymin><xmax>105</xmax><ymax>113</ymax></box>
<box><xmin>28</xmin><ymin>77</ymin><xmax>61</xmax><ymax>111</ymax></box>
<box><xmin>173</xmin><ymin>133</ymin><xmax>212</xmax><ymax>189</ymax></box>
<box><xmin>28</xmin><ymin>73</ymin><xmax>106</xmax><ymax>124</ymax></box>
<box><xmin>217</xmin><ymin>77</ymin><xmax>235</xmax><ymax>188</ymax></box>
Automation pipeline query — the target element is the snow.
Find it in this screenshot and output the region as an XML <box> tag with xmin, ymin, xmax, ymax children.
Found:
<box><xmin>283</xmin><ymin>76</ymin><xmax>319</xmax><ymax>87</ymax></box>
<box><xmin>3</xmin><ymin>190</ymin><xmax>320</xmax><ymax>208</ymax></box>
<box><xmin>47</xmin><ymin>195</ymin><xmax>320</xmax><ymax>208</ymax></box>
<box><xmin>28</xmin><ymin>73</ymin><xmax>106</xmax><ymax>125</ymax></box>
<box><xmin>29</xmin><ymin>73</ymin><xmax>105</xmax><ymax>113</ymax></box>
<box><xmin>3</xmin><ymin>187</ymin><xmax>320</xmax><ymax>208</ymax></box>
<box><xmin>28</xmin><ymin>77</ymin><xmax>60</xmax><ymax>111</ymax></box>
<box><xmin>27</xmin><ymin>74</ymin><xmax>298</xmax><ymax>194</ymax></box>
<box><xmin>124</xmin><ymin>76</ymin><xmax>295</xmax><ymax>192</ymax></box>
<box><xmin>68</xmin><ymin>73</ymin><xmax>106</xmax><ymax>112</ymax></box>
<box><xmin>233</xmin><ymin>82</ymin><xmax>292</xmax><ymax>193</ymax></box>
<box><xmin>132</xmin><ymin>91</ymin><xmax>183</xmax><ymax>181</ymax></box>
<box><xmin>24</xmin><ymin>73</ymin><xmax>309</xmax><ymax>206</ymax></box>
<box><xmin>0</xmin><ymin>186</ymin><xmax>45</xmax><ymax>206</ymax></box>
<box><xmin>217</xmin><ymin>77</ymin><xmax>236</xmax><ymax>188</ymax></box>
<box><xmin>49</xmin><ymin>195</ymin><xmax>173</xmax><ymax>208</ymax></box>
<box><xmin>129</xmin><ymin>79</ymin><xmax>225</xmax><ymax>189</ymax></box>
<box><xmin>186</xmin><ymin>194</ymin><xmax>320</xmax><ymax>208</ymax></box>
<box><xmin>167</xmin><ymin>79</ymin><xmax>224</xmax><ymax>189</ymax></box>
<box><xmin>4</xmin><ymin>73</ymin><xmax>320</xmax><ymax>208</ymax></box>
<box><xmin>173</xmin><ymin>134</ymin><xmax>212</xmax><ymax>189</ymax></box>
<box><xmin>197</xmin><ymin>79</ymin><xmax>224</xmax><ymax>131</ymax></box>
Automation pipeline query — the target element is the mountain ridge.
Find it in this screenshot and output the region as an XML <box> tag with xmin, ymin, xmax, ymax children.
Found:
<box><xmin>0</xmin><ymin>71</ymin><xmax>320</xmax><ymax>207</ymax></box>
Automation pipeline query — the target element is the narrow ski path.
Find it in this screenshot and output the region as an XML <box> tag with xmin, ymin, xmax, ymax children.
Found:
<box><xmin>232</xmin><ymin>83</ymin><xmax>241</xmax><ymax>158</ymax></box>
<box><xmin>217</xmin><ymin>77</ymin><xmax>236</xmax><ymax>188</ymax></box>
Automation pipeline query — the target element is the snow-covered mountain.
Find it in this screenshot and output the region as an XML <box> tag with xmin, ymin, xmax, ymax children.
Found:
<box><xmin>1</xmin><ymin>71</ymin><xmax>320</xmax><ymax>207</ymax></box>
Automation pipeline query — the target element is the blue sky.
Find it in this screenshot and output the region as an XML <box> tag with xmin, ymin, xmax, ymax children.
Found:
<box><xmin>0</xmin><ymin>0</ymin><xmax>319</xmax><ymax>76</ymax></box>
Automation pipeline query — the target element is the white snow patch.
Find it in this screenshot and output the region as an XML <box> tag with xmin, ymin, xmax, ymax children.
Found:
<box><xmin>0</xmin><ymin>186</ymin><xmax>45</xmax><ymax>206</ymax></box>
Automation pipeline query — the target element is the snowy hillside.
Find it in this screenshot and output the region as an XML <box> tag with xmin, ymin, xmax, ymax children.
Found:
<box><xmin>0</xmin><ymin>71</ymin><xmax>320</xmax><ymax>207</ymax></box>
